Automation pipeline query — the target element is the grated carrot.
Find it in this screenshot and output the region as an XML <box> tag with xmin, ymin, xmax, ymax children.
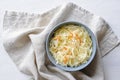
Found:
<box><xmin>63</xmin><ymin>47</ymin><xmax>67</xmax><ymax>50</ymax></box>
<box><xmin>54</xmin><ymin>36</ymin><xmax>61</xmax><ymax>40</ymax></box>
<box><xmin>63</xmin><ymin>55</ymin><xmax>68</xmax><ymax>64</ymax></box>
<box><xmin>75</xmin><ymin>34</ymin><xmax>82</xmax><ymax>43</ymax></box>
<box><xmin>68</xmin><ymin>51</ymin><xmax>72</xmax><ymax>55</ymax></box>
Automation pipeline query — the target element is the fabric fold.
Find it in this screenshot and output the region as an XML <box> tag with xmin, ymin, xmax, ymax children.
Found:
<box><xmin>3</xmin><ymin>2</ymin><xmax>120</xmax><ymax>80</ymax></box>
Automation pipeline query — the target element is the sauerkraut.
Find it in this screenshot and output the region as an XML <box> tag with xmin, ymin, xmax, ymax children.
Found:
<box><xmin>49</xmin><ymin>24</ymin><xmax>92</xmax><ymax>67</ymax></box>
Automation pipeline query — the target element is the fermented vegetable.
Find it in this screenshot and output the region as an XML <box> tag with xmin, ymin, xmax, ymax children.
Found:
<box><xmin>49</xmin><ymin>24</ymin><xmax>92</xmax><ymax>67</ymax></box>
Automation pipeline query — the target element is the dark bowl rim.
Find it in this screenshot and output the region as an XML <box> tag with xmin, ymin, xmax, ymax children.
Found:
<box><xmin>45</xmin><ymin>21</ymin><xmax>97</xmax><ymax>71</ymax></box>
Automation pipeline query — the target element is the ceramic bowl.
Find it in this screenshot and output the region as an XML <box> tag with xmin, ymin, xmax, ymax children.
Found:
<box><xmin>45</xmin><ymin>21</ymin><xmax>97</xmax><ymax>71</ymax></box>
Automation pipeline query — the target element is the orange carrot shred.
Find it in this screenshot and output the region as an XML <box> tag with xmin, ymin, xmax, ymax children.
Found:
<box><xmin>54</xmin><ymin>36</ymin><xmax>61</xmax><ymax>40</ymax></box>
<box><xmin>63</xmin><ymin>55</ymin><xmax>68</xmax><ymax>64</ymax></box>
<box><xmin>63</xmin><ymin>47</ymin><xmax>67</xmax><ymax>50</ymax></box>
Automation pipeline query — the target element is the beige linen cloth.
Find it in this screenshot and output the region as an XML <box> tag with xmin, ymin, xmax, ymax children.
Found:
<box><xmin>3</xmin><ymin>3</ymin><xmax>120</xmax><ymax>80</ymax></box>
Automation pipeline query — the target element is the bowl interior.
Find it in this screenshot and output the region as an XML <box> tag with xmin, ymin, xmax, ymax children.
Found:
<box><xmin>46</xmin><ymin>21</ymin><xmax>97</xmax><ymax>71</ymax></box>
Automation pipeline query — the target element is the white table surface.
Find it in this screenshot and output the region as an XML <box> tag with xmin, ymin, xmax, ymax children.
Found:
<box><xmin>0</xmin><ymin>0</ymin><xmax>120</xmax><ymax>80</ymax></box>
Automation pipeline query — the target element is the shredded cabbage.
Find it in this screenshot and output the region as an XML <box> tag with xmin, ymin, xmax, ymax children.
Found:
<box><xmin>49</xmin><ymin>24</ymin><xmax>92</xmax><ymax>67</ymax></box>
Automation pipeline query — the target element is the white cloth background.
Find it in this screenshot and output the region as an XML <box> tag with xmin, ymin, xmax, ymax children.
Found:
<box><xmin>3</xmin><ymin>3</ymin><xmax>120</xmax><ymax>80</ymax></box>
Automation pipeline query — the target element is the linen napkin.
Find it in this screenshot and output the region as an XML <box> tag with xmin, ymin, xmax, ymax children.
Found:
<box><xmin>3</xmin><ymin>3</ymin><xmax>120</xmax><ymax>80</ymax></box>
